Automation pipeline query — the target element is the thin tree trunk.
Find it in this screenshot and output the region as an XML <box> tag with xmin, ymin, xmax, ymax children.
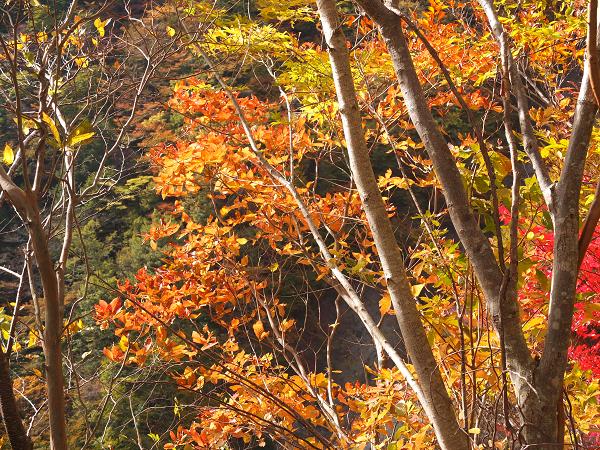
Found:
<box><xmin>316</xmin><ymin>1</ymin><xmax>468</xmax><ymax>449</ymax></box>
<box><xmin>524</xmin><ymin>68</ymin><xmax>597</xmax><ymax>448</ymax></box>
<box><xmin>26</xmin><ymin>200</ymin><xmax>68</xmax><ymax>450</ymax></box>
<box><xmin>0</xmin><ymin>166</ymin><xmax>68</xmax><ymax>450</ymax></box>
<box><xmin>0</xmin><ymin>351</ymin><xmax>33</xmax><ymax>450</ymax></box>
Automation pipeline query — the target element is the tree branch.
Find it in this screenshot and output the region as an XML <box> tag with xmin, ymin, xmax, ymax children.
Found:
<box><xmin>354</xmin><ymin>0</ymin><xmax>533</xmax><ymax>381</ymax></box>
<box><xmin>587</xmin><ymin>0</ymin><xmax>600</xmax><ymax>107</ymax></box>
<box><xmin>399</xmin><ymin>12</ymin><xmax>505</xmax><ymax>269</ymax></box>
<box><xmin>540</xmin><ymin>66</ymin><xmax>597</xmax><ymax>386</ymax></box>
<box><xmin>477</xmin><ymin>0</ymin><xmax>555</xmax><ymax>212</ymax></box>
<box><xmin>0</xmin><ymin>164</ymin><xmax>28</xmax><ymax>216</ymax></box>
<box><xmin>316</xmin><ymin>1</ymin><xmax>468</xmax><ymax>448</ymax></box>
<box><xmin>578</xmin><ymin>0</ymin><xmax>600</xmax><ymax>269</ymax></box>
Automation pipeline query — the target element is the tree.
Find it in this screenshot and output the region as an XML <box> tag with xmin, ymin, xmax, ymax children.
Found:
<box><xmin>0</xmin><ymin>1</ymin><xmax>180</xmax><ymax>448</ymax></box>
<box><xmin>93</xmin><ymin>0</ymin><xmax>600</xmax><ymax>449</ymax></box>
<box><xmin>347</xmin><ymin>0</ymin><xmax>596</xmax><ymax>446</ymax></box>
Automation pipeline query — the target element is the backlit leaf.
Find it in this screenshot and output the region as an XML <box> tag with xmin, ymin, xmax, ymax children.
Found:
<box><xmin>3</xmin><ymin>143</ymin><xmax>14</xmax><ymax>165</ymax></box>
<box><xmin>42</xmin><ymin>112</ymin><xmax>62</xmax><ymax>146</ymax></box>
<box><xmin>66</xmin><ymin>120</ymin><xmax>95</xmax><ymax>147</ymax></box>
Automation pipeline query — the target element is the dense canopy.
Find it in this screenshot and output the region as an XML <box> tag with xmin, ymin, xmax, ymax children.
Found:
<box><xmin>0</xmin><ymin>0</ymin><xmax>599</xmax><ymax>449</ymax></box>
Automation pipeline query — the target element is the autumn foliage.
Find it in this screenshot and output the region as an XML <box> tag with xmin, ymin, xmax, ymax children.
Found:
<box><xmin>86</xmin><ymin>0</ymin><xmax>600</xmax><ymax>449</ymax></box>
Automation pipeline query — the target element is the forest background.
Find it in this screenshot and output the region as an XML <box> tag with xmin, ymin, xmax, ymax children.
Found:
<box><xmin>0</xmin><ymin>0</ymin><xmax>599</xmax><ymax>449</ymax></box>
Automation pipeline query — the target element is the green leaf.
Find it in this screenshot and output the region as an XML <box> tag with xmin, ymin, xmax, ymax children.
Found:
<box><xmin>535</xmin><ymin>269</ymin><xmax>550</xmax><ymax>292</ymax></box>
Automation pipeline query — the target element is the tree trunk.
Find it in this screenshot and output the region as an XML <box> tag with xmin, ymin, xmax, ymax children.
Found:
<box><xmin>355</xmin><ymin>2</ymin><xmax>599</xmax><ymax>448</ymax></box>
<box><xmin>523</xmin><ymin>66</ymin><xmax>597</xmax><ymax>449</ymax></box>
<box><xmin>27</xmin><ymin>201</ymin><xmax>68</xmax><ymax>450</ymax></box>
<box><xmin>0</xmin><ymin>168</ymin><xmax>68</xmax><ymax>450</ymax></box>
<box><xmin>316</xmin><ymin>1</ymin><xmax>468</xmax><ymax>449</ymax></box>
<box><xmin>0</xmin><ymin>351</ymin><xmax>33</xmax><ymax>450</ymax></box>
<box><xmin>356</xmin><ymin>1</ymin><xmax>534</xmax><ymax>385</ymax></box>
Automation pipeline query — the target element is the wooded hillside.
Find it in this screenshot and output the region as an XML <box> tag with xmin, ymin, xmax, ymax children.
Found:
<box><xmin>0</xmin><ymin>0</ymin><xmax>599</xmax><ymax>449</ymax></box>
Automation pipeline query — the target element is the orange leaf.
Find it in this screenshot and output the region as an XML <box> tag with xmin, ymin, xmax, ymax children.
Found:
<box><xmin>252</xmin><ymin>321</ymin><xmax>269</xmax><ymax>341</ymax></box>
<box><xmin>379</xmin><ymin>294</ymin><xmax>392</xmax><ymax>316</ymax></box>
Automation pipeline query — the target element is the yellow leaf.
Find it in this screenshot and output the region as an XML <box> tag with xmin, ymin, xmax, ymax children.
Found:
<box><xmin>3</xmin><ymin>143</ymin><xmax>14</xmax><ymax>165</ymax></box>
<box><xmin>526</xmin><ymin>231</ymin><xmax>535</xmax><ymax>240</ymax></box>
<box><xmin>166</xmin><ymin>26</ymin><xmax>176</xmax><ymax>37</ymax></box>
<box><xmin>28</xmin><ymin>330</ymin><xmax>38</xmax><ymax>347</ymax></box>
<box><xmin>411</xmin><ymin>283</ymin><xmax>425</xmax><ymax>298</ymax></box>
<box><xmin>236</xmin><ymin>237</ymin><xmax>248</xmax><ymax>245</ymax></box>
<box><xmin>522</xmin><ymin>315</ymin><xmax>546</xmax><ymax>333</ymax></box>
<box><xmin>74</xmin><ymin>57</ymin><xmax>89</xmax><ymax>68</ymax></box>
<box><xmin>14</xmin><ymin>117</ymin><xmax>37</xmax><ymax>134</ymax></box>
<box><xmin>32</xmin><ymin>368</ymin><xmax>43</xmax><ymax>378</ymax></box>
<box><xmin>379</xmin><ymin>293</ymin><xmax>392</xmax><ymax>316</ymax></box>
<box><xmin>66</xmin><ymin>120</ymin><xmax>95</xmax><ymax>147</ymax></box>
<box><xmin>42</xmin><ymin>112</ymin><xmax>62</xmax><ymax>146</ymax></box>
<box><xmin>468</xmin><ymin>427</ymin><xmax>481</xmax><ymax>435</ymax></box>
<box><xmin>93</xmin><ymin>17</ymin><xmax>102</xmax><ymax>28</ymax></box>
<box><xmin>118</xmin><ymin>335</ymin><xmax>129</xmax><ymax>351</ymax></box>
<box><xmin>94</xmin><ymin>17</ymin><xmax>111</xmax><ymax>37</ymax></box>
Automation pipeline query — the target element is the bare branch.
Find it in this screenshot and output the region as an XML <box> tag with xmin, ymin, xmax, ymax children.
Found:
<box><xmin>587</xmin><ymin>0</ymin><xmax>600</xmax><ymax>107</ymax></box>
<box><xmin>477</xmin><ymin>0</ymin><xmax>555</xmax><ymax>212</ymax></box>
